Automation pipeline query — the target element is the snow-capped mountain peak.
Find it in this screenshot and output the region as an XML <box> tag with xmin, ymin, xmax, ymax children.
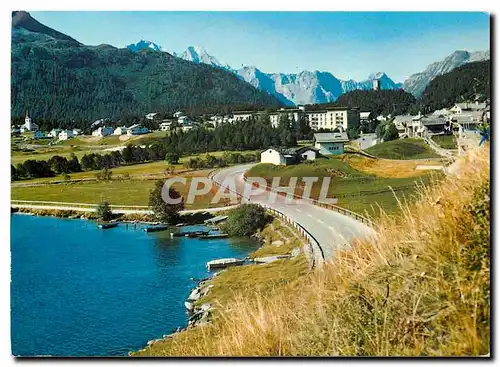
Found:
<box><xmin>403</xmin><ymin>50</ymin><xmax>490</xmax><ymax>96</ymax></box>
<box><xmin>177</xmin><ymin>46</ymin><xmax>231</xmax><ymax>69</ymax></box>
<box><xmin>127</xmin><ymin>40</ymin><xmax>162</xmax><ymax>53</ymax></box>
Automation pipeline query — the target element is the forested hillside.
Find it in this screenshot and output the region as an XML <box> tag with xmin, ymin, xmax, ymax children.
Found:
<box><xmin>332</xmin><ymin>90</ymin><xmax>417</xmax><ymax>116</ymax></box>
<box><xmin>419</xmin><ymin>60</ymin><xmax>490</xmax><ymax>112</ymax></box>
<box><xmin>11</xmin><ymin>14</ymin><xmax>282</xmax><ymax>124</ymax></box>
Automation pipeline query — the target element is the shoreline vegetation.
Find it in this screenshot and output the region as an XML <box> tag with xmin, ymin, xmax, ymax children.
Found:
<box><xmin>133</xmin><ymin>146</ymin><xmax>490</xmax><ymax>357</ymax></box>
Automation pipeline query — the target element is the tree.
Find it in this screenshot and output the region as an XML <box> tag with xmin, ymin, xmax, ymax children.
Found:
<box><xmin>149</xmin><ymin>180</ymin><xmax>184</xmax><ymax>223</ymax></box>
<box><xmin>96</xmin><ymin>201</ymin><xmax>113</xmax><ymax>221</ymax></box>
<box><xmin>221</xmin><ymin>204</ymin><xmax>270</xmax><ymax>237</ymax></box>
<box><xmin>96</xmin><ymin>167</ymin><xmax>113</xmax><ymax>181</ymax></box>
<box><xmin>165</xmin><ymin>147</ymin><xmax>180</xmax><ymax>164</ymax></box>
<box><xmin>383</xmin><ymin>122</ymin><xmax>399</xmax><ymax>142</ymax></box>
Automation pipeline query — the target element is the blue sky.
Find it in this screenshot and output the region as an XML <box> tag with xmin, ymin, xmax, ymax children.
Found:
<box><xmin>30</xmin><ymin>11</ymin><xmax>490</xmax><ymax>82</ymax></box>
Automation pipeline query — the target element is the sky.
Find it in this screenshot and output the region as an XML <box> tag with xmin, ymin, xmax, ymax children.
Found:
<box><xmin>30</xmin><ymin>11</ymin><xmax>490</xmax><ymax>82</ymax></box>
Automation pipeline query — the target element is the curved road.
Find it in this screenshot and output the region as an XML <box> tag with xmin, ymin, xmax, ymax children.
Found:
<box><xmin>212</xmin><ymin>164</ymin><xmax>375</xmax><ymax>260</ymax></box>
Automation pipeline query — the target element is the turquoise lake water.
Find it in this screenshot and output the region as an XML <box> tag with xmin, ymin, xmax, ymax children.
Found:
<box><xmin>10</xmin><ymin>214</ymin><xmax>260</xmax><ymax>356</ymax></box>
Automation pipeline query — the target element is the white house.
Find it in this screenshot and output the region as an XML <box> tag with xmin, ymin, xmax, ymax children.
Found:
<box><xmin>20</xmin><ymin>125</ymin><xmax>29</xmax><ymax>133</ymax></box>
<box><xmin>145</xmin><ymin>112</ymin><xmax>158</xmax><ymax>120</ymax></box>
<box><xmin>260</xmin><ymin>148</ymin><xmax>298</xmax><ymax>166</ymax></box>
<box><xmin>159</xmin><ymin>122</ymin><xmax>172</xmax><ymax>131</ymax></box>
<box><xmin>360</xmin><ymin>112</ymin><xmax>372</xmax><ymax>123</ymax></box>
<box><xmin>314</xmin><ymin>132</ymin><xmax>349</xmax><ymax>155</ymax></box>
<box><xmin>58</xmin><ymin>129</ymin><xmax>74</xmax><ymax>141</ymax></box>
<box><xmin>126</xmin><ymin>124</ymin><xmax>149</xmax><ymax>136</ymax></box>
<box><xmin>113</xmin><ymin>126</ymin><xmax>127</xmax><ymax>135</ymax></box>
<box><xmin>296</xmin><ymin>147</ymin><xmax>318</xmax><ymax>161</ymax></box>
<box><xmin>48</xmin><ymin>128</ymin><xmax>62</xmax><ymax>138</ymax></box>
<box><xmin>173</xmin><ymin>111</ymin><xmax>184</xmax><ymax>118</ymax></box>
<box><xmin>92</xmin><ymin>126</ymin><xmax>113</xmax><ymax>137</ymax></box>
<box><xmin>72</xmin><ymin>128</ymin><xmax>83</xmax><ymax>136</ymax></box>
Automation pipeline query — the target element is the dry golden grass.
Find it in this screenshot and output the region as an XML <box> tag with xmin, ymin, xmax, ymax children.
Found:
<box><xmin>135</xmin><ymin>147</ymin><xmax>490</xmax><ymax>357</ymax></box>
<box><xmin>345</xmin><ymin>155</ymin><xmax>445</xmax><ymax>178</ymax></box>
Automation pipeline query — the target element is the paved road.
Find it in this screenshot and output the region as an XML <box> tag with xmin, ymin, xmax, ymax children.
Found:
<box><xmin>211</xmin><ymin>164</ymin><xmax>375</xmax><ymax>260</ymax></box>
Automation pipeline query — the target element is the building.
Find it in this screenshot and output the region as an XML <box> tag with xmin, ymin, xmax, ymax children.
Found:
<box><xmin>159</xmin><ymin>122</ymin><xmax>172</xmax><ymax>131</ymax></box>
<box><xmin>48</xmin><ymin>128</ymin><xmax>62</xmax><ymax>138</ymax></box>
<box><xmin>306</xmin><ymin>107</ymin><xmax>360</xmax><ymax>132</ymax></box>
<box><xmin>232</xmin><ymin>111</ymin><xmax>255</xmax><ymax>122</ymax></box>
<box><xmin>360</xmin><ymin>112</ymin><xmax>372</xmax><ymax>124</ymax></box>
<box><xmin>126</xmin><ymin>124</ymin><xmax>149</xmax><ymax>136</ymax></box>
<box><xmin>314</xmin><ymin>132</ymin><xmax>349</xmax><ymax>155</ymax></box>
<box><xmin>113</xmin><ymin>126</ymin><xmax>127</xmax><ymax>135</ymax></box>
<box><xmin>33</xmin><ymin>130</ymin><xmax>46</xmax><ymax>139</ymax></box>
<box><xmin>145</xmin><ymin>112</ymin><xmax>158</xmax><ymax>120</ymax></box>
<box><xmin>58</xmin><ymin>129</ymin><xmax>74</xmax><ymax>141</ymax></box>
<box><xmin>260</xmin><ymin>148</ymin><xmax>298</xmax><ymax>166</ymax></box>
<box><xmin>92</xmin><ymin>126</ymin><xmax>113</xmax><ymax>137</ymax></box>
<box><xmin>11</xmin><ymin>126</ymin><xmax>20</xmax><ymax>135</ymax></box>
<box><xmin>449</xmin><ymin>102</ymin><xmax>487</xmax><ymax>115</ymax></box>
<box><xmin>295</xmin><ymin>147</ymin><xmax>318</xmax><ymax>161</ymax></box>
<box><xmin>23</xmin><ymin>111</ymin><xmax>38</xmax><ymax>132</ymax></box>
<box><xmin>72</xmin><ymin>129</ymin><xmax>83</xmax><ymax>136</ymax></box>
<box><xmin>353</xmin><ymin>133</ymin><xmax>378</xmax><ymax>150</ymax></box>
<box><xmin>173</xmin><ymin>111</ymin><xmax>184</xmax><ymax>118</ymax></box>
<box><xmin>269</xmin><ymin>107</ymin><xmax>305</xmax><ymax>128</ymax></box>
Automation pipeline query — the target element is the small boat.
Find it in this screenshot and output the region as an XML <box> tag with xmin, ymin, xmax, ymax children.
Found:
<box><xmin>143</xmin><ymin>225</ymin><xmax>168</xmax><ymax>233</ymax></box>
<box><xmin>199</xmin><ymin>233</ymin><xmax>229</xmax><ymax>239</ymax></box>
<box><xmin>185</xmin><ymin>231</ymin><xmax>210</xmax><ymax>238</ymax></box>
<box><xmin>97</xmin><ymin>222</ymin><xmax>118</xmax><ymax>229</ymax></box>
<box><xmin>207</xmin><ymin>258</ymin><xmax>245</xmax><ymax>270</ymax></box>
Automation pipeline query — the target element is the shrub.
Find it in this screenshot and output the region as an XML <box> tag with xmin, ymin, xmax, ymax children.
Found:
<box><xmin>96</xmin><ymin>201</ymin><xmax>113</xmax><ymax>221</ymax></box>
<box><xmin>222</xmin><ymin>204</ymin><xmax>270</xmax><ymax>237</ymax></box>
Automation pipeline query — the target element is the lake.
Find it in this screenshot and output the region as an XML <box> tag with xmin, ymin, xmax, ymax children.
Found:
<box><xmin>10</xmin><ymin>214</ymin><xmax>260</xmax><ymax>356</ymax></box>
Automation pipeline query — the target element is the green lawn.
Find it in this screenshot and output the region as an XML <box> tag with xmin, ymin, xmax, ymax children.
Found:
<box><xmin>365</xmin><ymin>138</ymin><xmax>440</xmax><ymax>160</ymax></box>
<box><xmin>431</xmin><ymin>134</ymin><xmax>457</xmax><ymax>149</ymax></box>
<box><xmin>246</xmin><ymin>156</ymin><xmax>441</xmax><ymax>216</ymax></box>
<box><xmin>11</xmin><ymin>178</ymin><xmax>230</xmax><ymax>210</ymax></box>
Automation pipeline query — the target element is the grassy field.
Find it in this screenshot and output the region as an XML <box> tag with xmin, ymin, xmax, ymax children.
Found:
<box><xmin>246</xmin><ymin>155</ymin><xmax>441</xmax><ymax>216</ymax></box>
<box><xmin>431</xmin><ymin>134</ymin><xmax>457</xmax><ymax>149</ymax></box>
<box><xmin>365</xmin><ymin>138</ymin><xmax>440</xmax><ymax>160</ymax></box>
<box><xmin>136</xmin><ymin>146</ymin><xmax>490</xmax><ymax>357</ymax></box>
<box><xmin>11</xmin><ymin>176</ymin><xmax>233</xmax><ymax>210</ymax></box>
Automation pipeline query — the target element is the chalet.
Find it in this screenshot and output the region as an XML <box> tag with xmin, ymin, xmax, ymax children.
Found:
<box><xmin>113</xmin><ymin>126</ymin><xmax>127</xmax><ymax>135</ymax></box>
<box><xmin>48</xmin><ymin>128</ymin><xmax>62</xmax><ymax>138</ymax></box>
<box><xmin>295</xmin><ymin>146</ymin><xmax>319</xmax><ymax>161</ymax></box>
<box><xmin>449</xmin><ymin>102</ymin><xmax>487</xmax><ymax>115</ymax></box>
<box><xmin>260</xmin><ymin>148</ymin><xmax>298</xmax><ymax>166</ymax></box>
<box><xmin>173</xmin><ymin>111</ymin><xmax>185</xmax><ymax>118</ymax></box>
<box><xmin>72</xmin><ymin>129</ymin><xmax>83</xmax><ymax>136</ymax></box>
<box><xmin>159</xmin><ymin>122</ymin><xmax>172</xmax><ymax>131</ymax></box>
<box><xmin>127</xmin><ymin>124</ymin><xmax>149</xmax><ymax>136</ymax></box>
<box><xmin>58</xmin><ymin>129</ymin><xmax>74</xmax><ymax>141</ymax></box>
<box><xmin>145</xmin><ymin>112</ymin><xmax>158</xmax><ymax>120</ymax></box>
<box><xmin>314</xmin><ymin>132</ymin><xmax>349</xmax><ymax>155</ymax></box>
<box><xmin>360</xmin><ymin>112</ymin><xmax>372</xmax><ymax>124</ymax></box>
<box><xmin>92</xmin><ymin>126</ymin><xmax>113</xmax><ymax>137</ymax></box>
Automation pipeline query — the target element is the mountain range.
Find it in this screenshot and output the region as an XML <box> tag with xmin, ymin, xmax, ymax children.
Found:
<box><xmin>11</xmin><ymin>12</ymin><xmax>281</xmax><ymax>122</ymax></box>
<box><xmin>173</xmin><ymin>45</ymin><xmax>489</xmax><ymax>104</ymax></box>
<box><xmin>402</xmin><ymin>50</ymin><xmax>491</xmax><ymax>96</ymax></box>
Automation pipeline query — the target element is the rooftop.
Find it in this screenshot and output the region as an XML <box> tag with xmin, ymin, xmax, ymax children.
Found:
<box><xmin>314</xmin><ymin>132</ymin><xmax>349</xmax><ymax>143</ymax></box>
